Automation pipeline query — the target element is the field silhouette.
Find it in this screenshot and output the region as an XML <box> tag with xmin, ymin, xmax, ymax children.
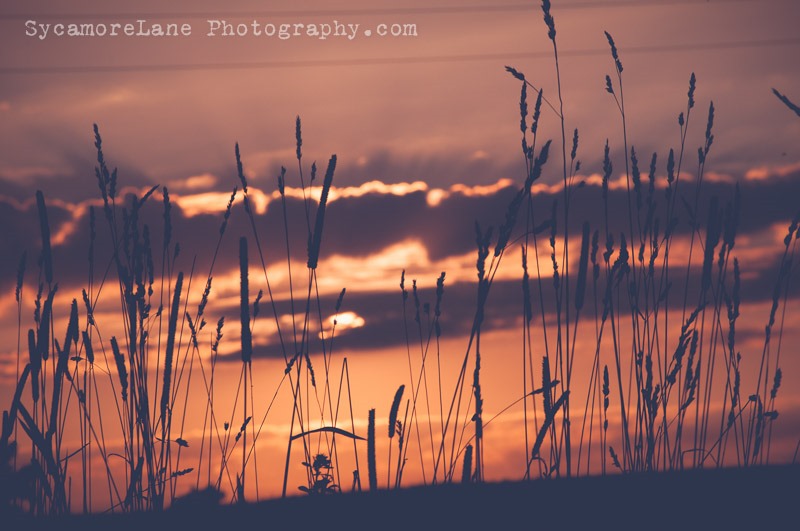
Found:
<box><xmin>2</xmin><ymin>1</ymin><xmax>799</xmax><ymax>524</ymax></box>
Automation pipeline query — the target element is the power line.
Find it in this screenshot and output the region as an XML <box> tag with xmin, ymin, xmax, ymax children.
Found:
<box><xmin>0</xmin><ymin>0</ymin><xmax>773</xmax><ymax>21</ymax></box>
<box><xmin>1</xmin><ymin>37</ymin><xmax>797</xmax><ymax>75</ymax></box>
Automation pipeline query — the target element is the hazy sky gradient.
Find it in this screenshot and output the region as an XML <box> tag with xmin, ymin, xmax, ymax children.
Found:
<box><xmin>2</xmin><ymin>0</ymin><xmax>799</xmax><ymax>200</ymax></box>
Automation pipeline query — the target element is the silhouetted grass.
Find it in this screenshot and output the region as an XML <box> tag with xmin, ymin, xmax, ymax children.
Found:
<box><xmin>2</xmin><ymin>0</ymin><xmax>799</xmax><ymax>520</ymax></box>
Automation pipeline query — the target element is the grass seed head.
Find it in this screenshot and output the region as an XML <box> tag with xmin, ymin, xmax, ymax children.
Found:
<box><xmin>604</xmin><ymin>31</ymin><xmax>623</xmax><ymax>73</ymax></box>
<box><xmin>541</xmin><ymin>0</ymin><xmax>556</xmax><ymax>40</ymax></box>
<box><xmin>239</xmin><ymin>237</ymin><xmax>252</xmax><ymax>364</ymax></box>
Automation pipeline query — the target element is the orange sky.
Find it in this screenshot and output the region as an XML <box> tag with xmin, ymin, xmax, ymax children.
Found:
<box><xmin>1</xmin><ymin>0</ymin><xmax>799</xmax><ymax>511</ymax></box>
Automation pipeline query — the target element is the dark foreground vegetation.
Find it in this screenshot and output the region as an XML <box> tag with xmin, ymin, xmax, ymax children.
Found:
<box><xmin>4</xmin><ymin>465</ymin><xmax>797</xmax><ymax>530</ymax></box>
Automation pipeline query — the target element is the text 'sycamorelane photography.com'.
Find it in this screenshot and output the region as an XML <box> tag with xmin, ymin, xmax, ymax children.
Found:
<box><xmin>24</xmin><ymin>19</ymin><xmax>419</xmax><ymax>41</ymax></box>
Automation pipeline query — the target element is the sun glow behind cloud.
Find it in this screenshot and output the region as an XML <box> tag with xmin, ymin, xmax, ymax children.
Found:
<box><xmin>165</xmin><ymin>177</ymin><xmax>529</xmax><ymax>217</ymax></box>
<box><xmin>745</xmin><ymin>161</ymin><xmax>800</xmax><ymax>181</ymax></box>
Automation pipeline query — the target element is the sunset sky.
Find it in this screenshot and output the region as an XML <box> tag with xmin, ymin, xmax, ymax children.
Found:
<box><xmin>1</xmin><ymin>0</ymin><xmax>799</xmax><ymax>507</ymax></box>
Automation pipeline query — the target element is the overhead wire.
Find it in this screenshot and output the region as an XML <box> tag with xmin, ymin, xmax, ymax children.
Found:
<box><xmin>1</xmin><ymin>37</ymin><xmax>797</xmax><ymax>75</ymax></box>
